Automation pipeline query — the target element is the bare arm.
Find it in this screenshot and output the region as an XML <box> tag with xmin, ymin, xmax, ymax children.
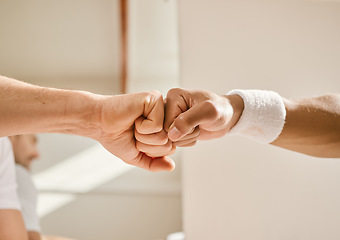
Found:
<box><xmin>0</xmin><ymin>75</ymin><xmax>99</xmax><ymax>137</ymax></box>
<box><xmin>272</xmin><ymin>94</ymin><xmax>340</xmax><ymax>158</ymax></box>
<box><xmin>0</xmin><ymin>210</ymin><xmax>28</xmax><ymax>240</ymax></box>
<box><xmin>0</xmin><ymin>76</ymin><xmax>175</xmax><ymax>240</ymax></box>
<box><xmin>163</xmin><ymin>88</ymin><xmax>340</xmax><ymax>158</ymax></box>
<box><xmin>0</xmin><ymin>75</ymin><xmax>174</xmax><ymax>171</ymax></box>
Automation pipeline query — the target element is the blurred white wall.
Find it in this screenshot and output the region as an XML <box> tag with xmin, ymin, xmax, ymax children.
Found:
<box><xmin>179</xmin><ymin>1</ymin><xmax>340</xmax><ymax>239</ymax></box>
<box><xmin>0</xmin><ymin>0</ymin><xmax>121</xmax><ymax>94</ymax></box>
<box><xmin>127</xmin><ymin>0</ymin><xmax>179</xmax><ymax>95</ymax></box>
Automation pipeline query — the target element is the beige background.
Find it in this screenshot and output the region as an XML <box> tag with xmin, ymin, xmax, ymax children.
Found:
<box><xmin>179</xmin><ymin>1</ymin><xmax>340</xmax><ymax>239</ymax></box>
<box><xmin>0</xmin><ymin>0</ymin><xmax>121</xmax><ymax>94</ymax></box>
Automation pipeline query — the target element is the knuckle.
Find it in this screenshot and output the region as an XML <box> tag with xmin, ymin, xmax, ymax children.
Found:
<box><xmin>202</xmin><ymin>100</ymin><xmax>219</xmax><ymax>119</ymax></box>
<box><xmin>167</xmin><ymin>88</ymin><xmax>182</xmax><ymax>98</ymax></box>
<box><xmin>150</xmin><ymin>90</ymin><xmax>161</xmax><ymax>95</ymax></box>
<box><xmin>149</xmin><ymin>90</ymin><xmax>163</xmax><ymax>100</ymax></box>
<box><xmin>141</xmin><ymin>91</ymin><xmax>162</xmax><ymax>106</ymax></box>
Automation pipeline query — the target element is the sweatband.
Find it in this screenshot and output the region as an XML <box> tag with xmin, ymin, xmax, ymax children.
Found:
<box><xmin>226</xmin><ymin>89</ymin><xmax>286</xmax><ymax>144</ymax></box>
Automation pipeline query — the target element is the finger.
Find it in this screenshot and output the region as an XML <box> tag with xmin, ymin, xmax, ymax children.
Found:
<box><xmin>168</xmin><ymin>100</ymin><xmax>220</xmax><ymax>141</ymax></box>
<box><xmin>174</xmin><ymin>126</ymin><xmax>200</xmax><ymax>141</ymax></box>
<box><xmin>177</xmin><ymin>141</ymin><xmax>197</xmax><ymax>147</ymax></box>
<box><xmin>136</xmin><ymin>139</ymin><xmax>173</xmax><ymax>154</ymax></box>
<box><xmin>134</xmin><ymin>153</ymin><xmax>175</xmax><ymax>172</ymax></box>
<box><xmin>134</xmin><ymin>127</ymin><xmax>169</xmax><ymax>145</ymax></box>
<box><xmin>136</xmin><ymin>91</ymin><xmax>164</xmax><ymax>134</ymax></box>
<box><xmin>172</xmin><ymin>127</ymin><xmax>199</xmax><ymax>146</ymax></box>
<box><xmin>173</xmin><ymin>139</ymin><xmax>197</xmax><ymax>147</ymax></box>
<box><xmin>145</xmin><ymin>145</ymin><xmax>176</xmax><ymax>158</ymax></box>
<box><xmin>164</xmin><ymin>88</ymin><xmax>190</xmax><ymax>132</ymax></box>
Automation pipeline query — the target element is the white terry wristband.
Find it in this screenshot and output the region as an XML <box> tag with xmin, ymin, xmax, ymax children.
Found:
<box><xmin>226</xmin><ymin>89</ymin><xmax>286</xmax><ymax>144</ymax></box>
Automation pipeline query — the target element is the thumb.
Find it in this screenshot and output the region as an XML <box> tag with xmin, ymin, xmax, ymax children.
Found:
<box><xmin>164</xmin><ymin>88</ymin><xmax>190</xmax><ymax>132</ymax></box>
<box><xmin>168</xmin><ymin>101</ymin><xmax>219</xmax><ymax>141</ymax></box>
<box><xmin>135</xmin><ymin>91</ymin><xmax>164</xmax><ymax>134</ymax></box>
<box><xmin>137</xmin><ymin>154</ymin><xmax>176</xmax><ymax>172</ymax></box>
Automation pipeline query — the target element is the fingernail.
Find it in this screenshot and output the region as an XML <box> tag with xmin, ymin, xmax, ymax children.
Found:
<box><xmin>168</xmin><ymin>126</ymin><xmax>181</xmax><ymax>140</ymax></box>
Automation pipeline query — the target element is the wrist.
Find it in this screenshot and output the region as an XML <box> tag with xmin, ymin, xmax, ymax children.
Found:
<box><xmin>223</xmin><ymin>94</ymin><xmax>244</xmax><ymax>131</ymax></box>
<box><xmin>52</xmin><ymin>89</ymin><xmax>102</xmax><ymax>138</ymax></box>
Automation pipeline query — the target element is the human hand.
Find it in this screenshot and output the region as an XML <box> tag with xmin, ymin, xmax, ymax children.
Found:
<box><xmin>164</xmin><ymin>88</ymin><xmax>244</xmax><ymax>145</ymax></box>
<box><xmin>95</xmin><ymin>91</ymin><xmax>175</xmax><ymax>172</ymax></box>
<box><xmin>134</xmin><ymin>123</ymin><xmax>176</xmax><ymax>159</ymax></box>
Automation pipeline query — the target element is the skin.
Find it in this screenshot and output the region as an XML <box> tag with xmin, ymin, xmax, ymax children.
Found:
<box><xmin>145</xmin><ymin>88</ymin><xmax>340</xmax><ymax>158</ymax></box>
<box><xmin>272</xmin><ymin>95</ymin><xmax>340</xmax><ymax>158</ymax></box>
<box><xmin>0</xmin><ymin>210</ymin><xmax>28</xmax><ymax>240</ymax></box>
<box><xmin>9</xmin><ymin>135</ymin><xmax>39</xmax><ymax>170</ymax></box>
<box><xmin>164</xmin><ymin>89</ymin><xmax>244</xmax><ymax>143</ymax></box>
<box><xmin>0</xmin><ymin>75</ymin><xmax>174</xmax><ymax>240</ymax></box>
<box><xmin>0</xmin><ymin>76</ymin><xmax>174</xmax><ymax>172</ymax></box>
<box><xmin>136</xmin><ymin>88</ymin><xmax>244</xmax><ymax>156</ymax></box>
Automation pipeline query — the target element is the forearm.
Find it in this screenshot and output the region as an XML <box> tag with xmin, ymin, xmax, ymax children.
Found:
<box><xmin>271</xmin><ymin>94</ymin><xmax>340</xmax><ymax>158</ymax></box>
<box><xmin>0</xmin><ymin>76</ymin><xmax>101</xmax><ymax>138</ymax></box>
<box><xmin>0</xmin><ymin>210</ymin><xmax>28</xmax><ymax>240</ymax></box>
